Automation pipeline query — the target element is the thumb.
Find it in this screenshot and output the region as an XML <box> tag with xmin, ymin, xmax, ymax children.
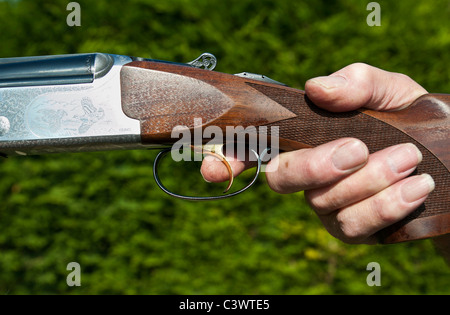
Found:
<box><xmin>305</xmin><ymin>63</ymin><xmax>428</xmax><ymax>112</ymax></box>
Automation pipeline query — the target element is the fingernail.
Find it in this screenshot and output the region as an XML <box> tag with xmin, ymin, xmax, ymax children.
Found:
<box><xmin>401</xmin><ymin>174</ymin><xmax>435</xmax><ymax>203</ymax></box>
<box><xmin>332</xmin><ymin>140</ymin><xmax>368</xmax><ymax>171</ymax></box>
<box><xmin>387</xmin><ymin>143</ymin><xmax>422</xmax><ymax>174</ymax></box>
<box><xmin>308</xmin><ymin>76</ymin><xmax>347</xmax><ymax>89</ymax></box>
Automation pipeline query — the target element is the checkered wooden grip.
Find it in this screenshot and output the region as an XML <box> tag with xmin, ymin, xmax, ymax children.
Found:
<box><xmin>250</xmin><ymin>83</ymin><xmax>450</xmax><ymax>244</ymax></box>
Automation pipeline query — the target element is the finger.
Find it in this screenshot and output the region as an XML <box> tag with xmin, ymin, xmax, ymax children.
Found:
<box><xmin>319</xmin><ymin>174</ymin><xmax>435</xmax><ymax>244</ymax></box>
<box><xmin>200</xmin><ymin>154</ymin><xmax>254</xmax><ymax>183</ymax></box>
<box><xmin>305</xmin><ymin>143</ymin><xmax>423</xmax><ymax>215</ymax></box>
<box><xmin>266</xmin><ymin>138</ymin><xmax>369</xmax><ymax>194</ymax></box>
<box><xmin>305</xmin><ymin>63</ymin><xmax>428</xmax><ymax>112</ymax></box>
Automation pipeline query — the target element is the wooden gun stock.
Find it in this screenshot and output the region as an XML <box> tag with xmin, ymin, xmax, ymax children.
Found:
<box><xmin>120</xmin><ymin>61</ymin><xmax>450</xmax><ymax>244</ymax></box>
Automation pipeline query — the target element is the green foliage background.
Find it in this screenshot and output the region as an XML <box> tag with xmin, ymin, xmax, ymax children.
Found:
<box><xmin>0</xmin><ymin>0</ymin><xmax>449</xmax><ymax>294</ymax></box>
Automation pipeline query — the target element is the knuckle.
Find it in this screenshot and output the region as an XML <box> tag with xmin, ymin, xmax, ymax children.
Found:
<box><xmin>346</xmin><ymin>62</ymin><xmax>372</xmax><ymax>77</ymax></box>
<box><xmin>393</xmin><ymin>72</ymin><xmax>414</xmax><ymax>83</ymax></box>
<box><xmin>368</xmin><ymin>160</ymin><xmax>392</xmax><ymax>188</ymax></box>
<box><xmin>305</xmin><ymin>190</ymin><xmax>339</xmax><ymax>215</ymax></box>
<box><xmin>332</xmin><ymin>63</ymin><xmax>376</xmax><ymax>108</ymax></box>
<box><xmin>300</xmin><ymin>154</ymin><xmax>325</xmax><ymax>185</ymax></box>
<box><xmin>340</xmin><ymin>225</ymin><xmax>365</xmax><ymax>242</ymax></box>
<box><xmin>335</xmin><ymin>211</ymin><xmax>367</xmax><ymax>243</ymax></box>
<box><xmin>371</xmin><ymin>194</ymin><xmax>398</xmax><ymax>224</ymax></box>
<box><xmin>299</xmin><ymin>160</ymin><xmax>317</xmax><ymax>184</ymax></box>
<box><xmin>349</xmin><ymin>62</ymin><xmax>370</xmax><ymax>69</ymax></box>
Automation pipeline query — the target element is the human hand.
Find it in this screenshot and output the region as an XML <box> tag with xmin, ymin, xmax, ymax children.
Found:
<box><xmin>201</xmin><ymin>63</ymin><xmax>434</xmax><ymax>244</ymax></box>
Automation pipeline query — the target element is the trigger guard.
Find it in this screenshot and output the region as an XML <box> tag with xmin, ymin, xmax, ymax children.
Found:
<box><xmin>152</xmin><ymin>147</ymin><xmax>270</xmax><ymax>201</ymax></box>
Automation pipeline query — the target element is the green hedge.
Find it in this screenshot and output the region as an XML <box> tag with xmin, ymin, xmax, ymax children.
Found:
<box><xmin>0</xmin><ymin>0</ymin><xmax>449</xmax><ymax>294</ymax></box>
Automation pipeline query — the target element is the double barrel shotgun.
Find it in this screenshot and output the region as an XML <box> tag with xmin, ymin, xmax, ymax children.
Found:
<box><xmin>0</xmin><ymin>52</ymin><xmax>448</xmax><ymax>244</ymax></box>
